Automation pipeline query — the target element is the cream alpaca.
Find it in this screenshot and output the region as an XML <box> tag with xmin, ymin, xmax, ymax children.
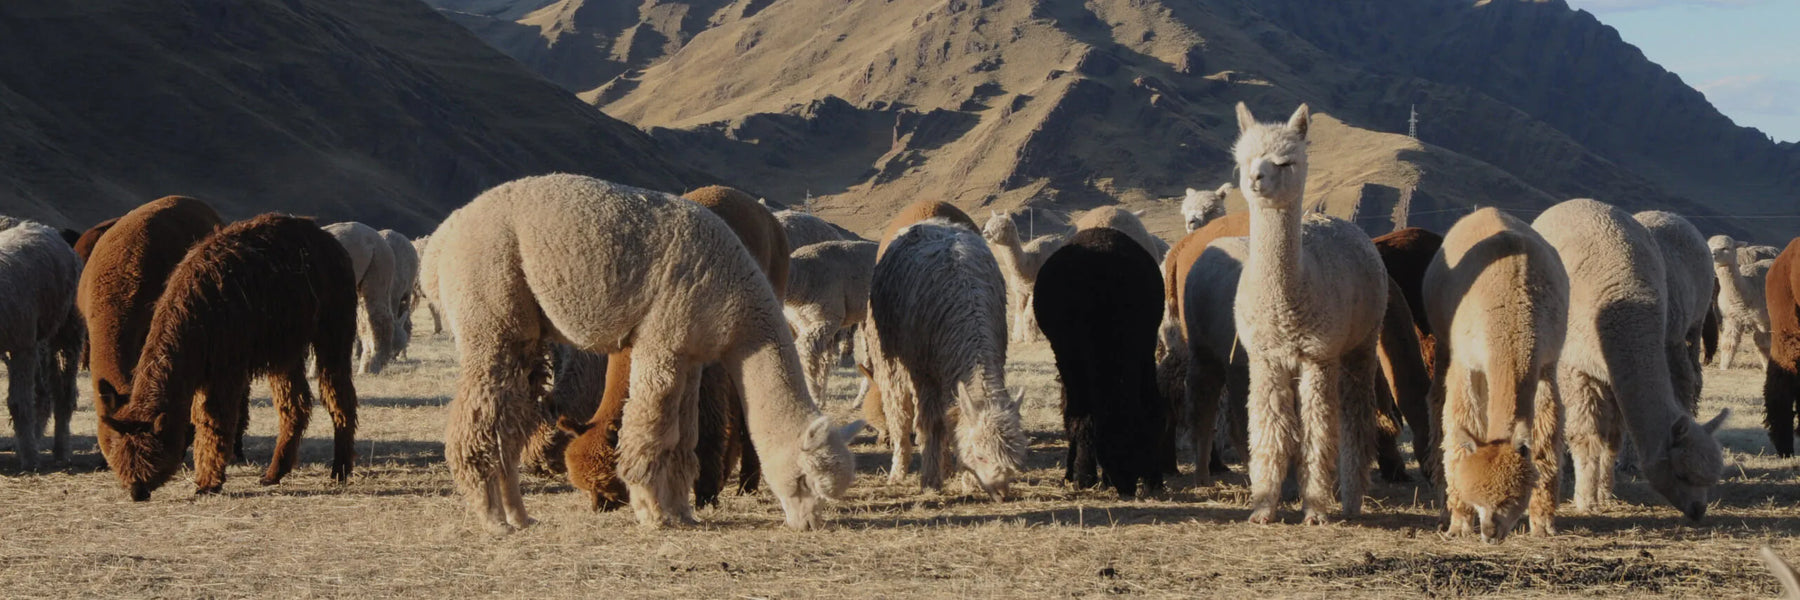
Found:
<box><xmin>323</xmin><ymin>222</ymin><xmax>398</xmax><ymax>374</ymax></box>
<box><xmin>412</xmin><ymin>235</ymin><xmax>442</xmax><ymax>335</ymax></box>
<box><xmin>981</xmin><ymin>211</ymin><xmax>1066</xmax><ymax>343</ymax></box>
<box><xmin>1231</xmin><ymin>103</ymin><xmax>1388</xmax><ymax>524</ymax></box>
<box><xmin>783</xmin><ymin>240</ymin><xmax>877</xmax><ymax>404</ymax></box>
<box><xmin>1424</xmin><ymin>208</ymin><xmax>1568</xmax><ymax>543</ymax></box>
<box><xmin>868</xmin><ymin>219</ymin><xmax>1027</xmax><ymax>498</ymax></box>
<box><xmin>1181</xmin><ymin>183</ymin><xmax>1234</xmax><ymax>233</ymax></box>
<box><xmin>1634</xmin><ymin>212</ymin><xmax>1713</xmax><ymax>414</ymax></box>
<box><xmin>0</xmin><ymin>218</ymin><xmax>82</xmax><ymax>469</ymax></box>
<box><xmin>1710</xmin><ymin>234</ymin><xmax>1771</xmax><ymax>369</ymax></box>
<box><xmin>380</xmin><ymin>229</ymin><xmax>421</xmax><ymax>359</ymax></box>
<box><xmin>1533</xmin><ymin>199</ymin><xmax>1727</xmax><ymax>521</ymax></box>
<box><xmin>773</xmin><ymin>209</ymin><xmax>844</xmax><ymax>250</ymax></box>
<box><xmin>432</xmin><ymin>174</ymin><xmax>857</xmax><ymax>532</ymax></box>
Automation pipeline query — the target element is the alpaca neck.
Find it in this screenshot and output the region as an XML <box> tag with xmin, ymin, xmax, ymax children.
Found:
<box><xmin>1245</xmin><ymin>201</ymin><xmax>1305</xmax><ymax>305</ymax></box>
<box><xmin>1715</xmin><ymin>263</ymin><xmax>1757</xmax><ymax>311</ymax></box>
<box><xmin>122</xmin><ymin>329</ymin><xmax>197</xmax><ymax>423</ymax></box>
<box><xmin>990</xmin><ymin>238</ymin><xmax>1027</xmax><ymax>278</ymax></box>
<box><xmin>729</xmin><ymin>325</ymin><xmax>824</xmax><ymax>447</ymax></box>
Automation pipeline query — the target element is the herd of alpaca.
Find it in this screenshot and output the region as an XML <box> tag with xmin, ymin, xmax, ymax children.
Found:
<box><xmin>2</xmin><ymin>101</ymin><xmax>1796</xmax><ymax>557</ymax></box>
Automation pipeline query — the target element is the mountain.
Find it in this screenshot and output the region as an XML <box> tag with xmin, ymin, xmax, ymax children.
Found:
<box><xmin>427</xmin><ymin>0</ymin><xmax>1798</xmax><ymax>243</ymax></box>
<box><xmin>0</xmin><ymin>0</ymin><xmax>706</xmax><ymax>235</ymax></box>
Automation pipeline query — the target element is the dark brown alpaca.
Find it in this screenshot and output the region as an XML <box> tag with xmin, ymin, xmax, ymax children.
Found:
<box><xmin>559</xmin><ymin>186</ymin><xmax>781</xmax><ymax>509</ymax></box>
<box><xmin>96</xmin><ymin>214</ymin><xmax>359</xmax><ymax>500</ymax></box>
<box><xmin>73</xmin><ymin>217</ymin><xmax>122</xmax><ymax>263</ymax></box>
<box><xmin>1373</xmin><ymin>227</ymin><xmax>1443</xmax><ymax>372</ymax></box>
<box><xmin>78</xmin><ymin>197</ymin><xmax>222</xmax><ymax>457</ymax></box>
<box><xmin>1371</xmin><ymin>227</ymin><xmax>1443</xmax><ymax>479</ymax></box>
<box><xmin>1763</xmin><ymin>239</ymin><xmax>1800</xmax><ymax>456</ymax></box>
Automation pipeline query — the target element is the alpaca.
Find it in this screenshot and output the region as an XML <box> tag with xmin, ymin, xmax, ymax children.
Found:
<box><xmin>1181</xmin><ymin>183</ymin><xmax>1234</xmax><ymax>233</ymax></box>
<box><xmin>1037</xmin><ymin>227</ymin><xmax>1167</xmax><ymax>497</ymax></box>
<box><xmin>1164</xmin><ymin>213</ymin><xmax>1249</xmax><ymax>477</ymax></box>
<box><xmin>1710</xmin><ymin>234</ymin><xmax>1771</xmax><ymax>369</ymax></box>
<box><xmin>1532</xmin><ymin>199</ymin><xmax>1726</xmax><ymax>520</ymax></box>
<box><xmin>868</xmin><ymin>219</ymin><xmax>1026</xmax><ymax>498</ymax></box>
<box><xmin>1374</xmin><ymin>228</ymin><xmax>1445</xmax><ymax>374</ymax></box>
<box><xmin>1760</xmin><ymin>546</ymin><xmax>1800</xmax><ymax>600</ymax></box>
<box><xmin>1746</xmin><ymin>258</ymin><xmax>1776</xmax><ymax>294</ymax></box>
<box><xmin>981</xmin><ymin>211</ymin><xmax>1067</xmax><ymax>343</ymax></box>
<box><xmin>561</xmin><ymin>184</ymin><xmax>786</xmax><ymax>514</ymax></box>
<box><xmin>324</xmin><ymin>222</ymin><xmax>398</xmax><ymax>375</ymax></box>
<box><xmin>773</xmin><ymin>209</ymin><xmax>844</xmax><ymax>250</ymax></box>
<box><xmin>97</xmin><ymin>215</ymin><xmax>359</xmax><ymax>500</ymax></box>
<box><xmin>0</xmin><ymin>219</ymin><xmax>82</xmax><ymax>469</ymax></box>
<box><xmin>1763</xmin><ymin>240</ymin><xmax>1800</xmax><ymax>456</ymax></box>
<box><xmin>1231</xmin><ymin>103</ymin><xmax>1387</xmax><ymax>524</ymax></box>
<box><xmin>783</xmin><ymin>240</ymin><xmax>877</xmax><ymax>404</ymax></box>
<box><xmin>877</xmin><ymin>200</ymin><xmax>977</xmax><ymax>258</ymax></box>
<box><xmin>519</xmin><ymin>345</ymin><xmax>606</xmax><ymax>477</ymax></box>
<box><xmin>434</xmin><ymin>174</ymin><xmax>854</xmax><ymax>531</ymax></box>
<box><xmin>380</xmin><ymin>229</ymin><xmax>421</xmax><ymax>360</ymax></box>
<box><xmin>558</xmin><ymin>360</ymin><xmax>757</xmax><ymax>509</ymax></box>
<box><xmin>73</xmin><ymin>217</ymin><xmax>121</xmax><ymax>263</ymax></box>
<box><xmin>1634</xmin><ymin>212</ymin><xmax>1713</xmax><ymax>415</ymax></box>
<box><xmin>78</xmin><ymin>196</ymin><xmax>223</xmax><ymax>466</ymax></box>
<box><xmin>411</xmin><ymin>235</ymin><xmax>443</xmax><ymax>335</ymax></box>
<box><xmin>1073</xmin><ymin>206</ymin><xmax>1169</xmax><ymax>261</ymax></box>
<box><xmin>1424</xmin><ymin>208</ymin><xmax>1568</xmax><ymax>542</ymax></box>
<box><xmin>1742</xmin><ymin>243</ymin><xmax>1781</xmax><ymax>265</ymax></box>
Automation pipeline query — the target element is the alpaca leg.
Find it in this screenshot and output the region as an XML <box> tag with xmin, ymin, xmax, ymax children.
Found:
<box><xmin>617</xmin><ymin>353</ymin><xmax>701</xmax><ymax>527</ymax></box>
<box><xmin>6</xmin><ymin>352</ymin><xmax>40</xmax><ymax>470</ymax></box>
<box><xmin>363</xmin><ymin>290</ymin><xmax>396</xmax><ymax>375</ymax></box>
<box><xmin>1562</xmin><ymin>367</ymin><xmax>1613</xmax><ymax>512</ymax></box>
<box><xmin>1185</xmin><ymin>355</ymin><xmax>1226</xmax><ymax>485</ymax></box>
<box><xmin>916</xmin><ymin>384</ymin><xmax>950</xmax><ymax>492</ymax></box>
<box><xmin>262</xmin><ymin>366</ymin><xmax>315</xmax><ymax>485</ymax></box>
<box><xmin>1338</xmin><ymin>345</ymin><xmax>1380</xmax><ymax>519</ymax></box>
<box><xmin>1246</xmin><ymin>355</ymin><xmax>1300</xmax><ymax>524</ymax></box>
<box><xmin>1373</xmin><ymin>382</ymin><xmax>1410</xmax><ymax>483</ymax></box>
<box><xmin>1439</xmin><ymin>363</ymin><xmax>1478</xmax><ymax>535</ymax></box>
<box><xmin>1766</xmin><ymin>361</ymin><xmax>1799</xmax><ymax>458</ymax></box>
<box><xmin>1756</xmin><ymin>328</ymin><xmax>1774</xmax><ymax>370</ymax></box>
<box><xmin>194</xmin><ymin>378</ymin><xmax>249</xmax><ymax>494</ymax></box>
<box><xmin>797</xmin><ymin>323</ymin><xmax>835</xmax><ymax>405</ymax></box>
<box><xmin>1529</xmin><ymin>370</ymin><xmax>1565</xmax><ymax>536</ymax></box>
<box><xmin>1721</xmin><ymin>320</ymin><xmax>1743</xmax><ymax>369</ymax></box>
<box><xmin>693</xmin><ymin>365</ymin><xmax>729</xmax><ymax>508</ymax></box>
<box><xmin>883</xmin><ymin>374</ymin><xmax>917</xmax><ymax>484</ymax></box>
<box><xmin>1226</xmin><ymin>362</ymin><xmax>1251</xmax><ymax>466</ymax></box>
<box><xmin>315</xmin><ymin>338</ymin><xmax>360</xmax><ymax>483</ymax></box>
<box><xmin>1667</xmin><ymin>341</ymin><xmax>1700</xmax><ymax>416</ymax></box>
<box><xmin>446</xmin><ymin>345</ymin><xmax>530</xmax><ymax>533</ymax></box>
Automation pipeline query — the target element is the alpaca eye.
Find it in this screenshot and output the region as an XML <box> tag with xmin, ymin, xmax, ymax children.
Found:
<box><xmin>1272</xmin><ymin>161</ymin><xmax>1293</xmax><ymax>168</ymax></box>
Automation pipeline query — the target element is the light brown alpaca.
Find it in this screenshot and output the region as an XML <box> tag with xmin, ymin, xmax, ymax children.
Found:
<box><xmin>1424</xmin><ymin>208</ymin><xmax>1568</xmax><ymax>543</ymax></box>
<box><xmin>877</xmin><ymin>200</ymin><xmax>976</xmax><ymax>258</ymax></box>
<box><xmin>1710</xmin><ymin>234</ymin><xmax>1771</xmax><ymax>369</ymax></box>
<box><xmin>981</xmin><ymin>211</ymin><xmax>1065</xmax><ymax>343</ymax></box>
<box><xmin>1231</xmin><ymin>103</ymin><xmax>1387</xmax><ymax>524</ymax></box>
<box><xmin>433</xmin><ymin>175</ymin><xmax>855</xmax><ymax>532</ymax></box>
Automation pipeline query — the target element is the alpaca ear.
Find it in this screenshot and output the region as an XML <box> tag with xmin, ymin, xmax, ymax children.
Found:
<box><xmin>1218</xmin><ymin>182</ymin><xmax>1236</xmax><ymax>195</ymax></box>
<box><xmin>1760</xmin><ymin>546</ymin><xmax>1800</xmax><ymax>600</ymax></box>
<box><xmin>803</xmin><ymin>416</ymin><xmax>833</xmax><ymax>451</ymax></box>
<box><xmin>557</xmin><ymin>416</ymin><xmax>595</xmax><ymax>435</ymax></box>
<box><xmin>836</xmin><ymin>420</ymin><xmax>867</xmax><ymax>440</ymax></box>
<box><xmin>1132</xmin><ymin>210</ymin><xmax>1147</xmax><ymax>218</ymax></box>
<box><xmin>1186</xmin><ymin>187</ymin><xmax>1199</xmax><ymax>197</ymax></box>
<box><xmin>1235</xmin><ymin>102</ymin><xmax>1256</xmax><ymax>134</ymax></box>
<box><xmin>1702</xmin><ymin>409</ymin><xmax>1730</xmax><ymax>435</ymax></box>
<box><xmin>1288</xmin><ymin>104</ymin><xmax>1311</xmax><ymax>139</ymax></box>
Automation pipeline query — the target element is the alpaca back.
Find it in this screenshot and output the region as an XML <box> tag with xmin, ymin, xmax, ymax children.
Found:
<box><xmin>786</xmin><ymin>240</ymin><xmax>876</xmax><ymax>324</ymax></box>
<box><xmin>1531</xmin><ymin>200</ymin><xmax>1666</xmax><ymax>388</ymax></box>
<box><xmin>1021</xmin><ymin>233</ymin><xmax>1067</xmax><ymax>277</ymax></box>
<box><xmin>0</xmin><ymin>220</ymin><xmax>80</xmax><ymax>352</ymax></box>
<box><xmin>1770</xmin><ymin>241</ymin><xmax>1800</xmax><ymax>365</ymax></box>
<box><xmin>77</xmin><ymin>196</ymin><xmax>221</xmax><ymax>401</ymax></box>
<box><xmin>1634</xmin><ymin>211</ymin><xmax>1712</xmax><ymax>345</ymax></box>
<box><xmin>1182</xmin><ymin>237</ymin><xmax>1250</xmax><ymax>361</ymax></box>
<box><xmin>870</xmin><ymin>221</ymin><xmax>1008</xmax><ymax>398</ymax></box>
<box><xmin>381</xmin><ymin>230</ymin><xmax>420</xmax><ymax>309</ymax></box>
<box><xmin>877</xmin><ymin>200</ymin><xmax>976</xmax><ymax>258</ymax></box>
<box><xmin>1166</xmin><ymin>213</ymin><xmax>1250</xmax><ymax>330</ymax></box>
<box><xmin>685</xmin><ymin>186</ymin><xmax>791</xmax><ymax>297</ymax></box>
<box><xmin>1374</xmin><ymin>227</ymin><xmax>1444</xmax><ymax>339</ymax></box>
<box><xmin>774</xmin><ymin>209</ymin><xmax>843</xmax><ymax>251</ymax></box>
<box><xmin>1074</xmin><ymin>206</ymin><xmax>1168</xmax><ymax>262</ymax></box>
<box><xmin>73</xmin><ymin>217</ymin><xmax>122</xmax><ymax>263</ymax></box>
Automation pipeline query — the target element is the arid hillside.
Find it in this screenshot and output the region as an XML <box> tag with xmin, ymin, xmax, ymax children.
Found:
<box><xmin>0</xmin><ymin>0</ymin><xmax>705</xmax><ymax>234</ymax></box>
<box><xmin>431</xmin><ymin>0</ymin><xmax>1795</xmax><ymax>241</ymax></box>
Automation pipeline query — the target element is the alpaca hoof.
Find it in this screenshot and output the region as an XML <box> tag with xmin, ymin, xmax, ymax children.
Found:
<box><xmin>1531</xmin><ymin>521</ymin><xmax>1557</xmax><ymax>537</ymax></box>
<box><xmin>195</xmin><ymin>485</ymin><xmax>223</xmax><ymax>496</ymax></box>
<box><xmin>1248</xmin><ymin>508</ymin><xmax>1277</xmax><ymax>525</ymax></box>
<box><xmin>331</xmin><ymin>464</ymin><xmax>353</xmax><ymax>482</ymax></box>
<box><xmin>508</xmin><ymin>516</ymin><xmax>538</xmax><ymax>530</ymax></box>
<box><xmin>258</xmin><ymin>476</ymin><xmax>281</xmax><ymax>486</ymax></box>
<box><xmin>1303</xmin><ymin>512</ymin><xmax>1331</xmax><ymax>526</ymax></box>
<box><xmin>481</xmin><ymin>520</ymin><xmax>518</xmax><ymax>535</ymax></box>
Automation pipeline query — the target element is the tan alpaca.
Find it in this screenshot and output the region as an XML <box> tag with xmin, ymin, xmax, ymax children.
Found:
<box><xmin>1424</xmin><ymin>208</ymin><xmax>1568</xmax><ymax>543</ymax></box>
<box><xmin>323</xmin><ymin>222</ymin><xmax>399</xmax><ymax>375</ymax></box>
<box><xmin>981</xmin><ymin>211</ymin><xmax>1066</xmax><ymax>343</ymax></box>
<box><xmin>1181</xmin><ymin>183</ymin><xmax>1234</xmax><ymax>233</ymax></box>
<box><xmin>783</xmin><ymin>240</ymin><xmax>877</xmax><ymax>404</ymax></box>
<box><xmin>1710</xmin><ymin>234</ymin><xmax>1771</xmax><ymax>369</ymax></box>
<box><xmin>432</xmin><ymin>174</ymin><xmax>857</xmax><ymax>532</ymax></box>
<box><xmin>773</xmin><ymin>208</ymin><xmax>844</xmax><ymax>250</ymax></box>
<box><xmin>1073</xmin><ymin>206</ymin><xmax>1169</xmax><ymax>261</ymax></box>
<box><xmin>412</xmin><ymin>235</ymin><xmax>443</xmax><ymax>335</ymax></box>
<box><xmin>1634</xmin><ymin>212</ymin><xmax>1713</xmax><ymax>414</ymax></box>
<box><xmin>1533</xmin><ymin>199</ymin><xmax>1727</xmax><ymax>520</ymax></box>
<box><xmin>1231</xmin><ymin>103</ymin><xmax>1388</xmax><ymax>524</ymax></box>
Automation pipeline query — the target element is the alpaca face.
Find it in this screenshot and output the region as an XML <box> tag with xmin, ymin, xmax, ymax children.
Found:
<box><xmin>94</xmin><ymin>383</ymin><xmax>192</xmax><ymax>501</ymax></box>
<box><xmin>1181</xmin><ymin>186</ymin><xmax>1230</xmax><ymax>232</ymax></box>
<box><xmin>1643</xmin><ymin>414</ymin><xmax>1726</xmax><ymax>521</ymax></box>
<box><xmin>556</xmin><ymin>417</ymin><xmax>629</xmax><ymax>511</ymax></box>
<box><xmin>1451</xmin><ymin>440</ymin><xmax>1535</xmax><ymax>544</ymax></box>
<box><xmin>782</xmin><ymin>417</ymin><xmax>859</xmax><ymax>529</ymax></box>
<box><xmin>1707</xmin><ymin>235</ymin><xmax>1740</xmax><ymax>267</ymax></box>
<box><xmin>955</xmin><ymin>393</ymin><xmax>1028</xmax><ymax>500</ymax></box>
<box><xmin>1232</xmin><ymin>103</ymin><xmax>1310</xmax><ymax>211</ymax></box>
<box><xmin>982</xmin><ymin>212</ymin><xmax>1020</xmax><ymax>246</ymax></box>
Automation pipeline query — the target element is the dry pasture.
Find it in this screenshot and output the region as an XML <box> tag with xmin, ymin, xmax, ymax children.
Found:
<box><xmin>1</xmin><ymin>310</ymin><xmax>1797</xmax><ymax>598</ymax></box>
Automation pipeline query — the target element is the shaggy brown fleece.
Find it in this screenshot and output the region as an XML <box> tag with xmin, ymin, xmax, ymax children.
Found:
<box><xmin>72</xmin><ymin>217</ymin><xmax>121</xmax><ymax>263</ymax></box>
<box><xmin>1764</xmin><ymin>239</ymin><xmax>1800</xmax><ymax>456</ymax></box>
<box><xmin>96</xmin><ymin>214</ymin><xmax>360</xmax><ymax>500</ymax></box>
<box><xmin>1373</xmin><ymin>227</ymin><xmax>1444</xmax><ymax>372</ymax></box>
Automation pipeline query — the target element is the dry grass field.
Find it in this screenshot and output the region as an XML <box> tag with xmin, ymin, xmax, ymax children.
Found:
<box><xmin>2</xmin><ymin>311</ymin><xmax>1797</xmax><ymax>598</ymax></box>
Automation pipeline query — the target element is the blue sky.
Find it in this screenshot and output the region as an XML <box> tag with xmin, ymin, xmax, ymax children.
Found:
<box><xmin>1565</xmin><ymin>0</ymin><xmax>1799</xmax><ymax>143</ymax></box>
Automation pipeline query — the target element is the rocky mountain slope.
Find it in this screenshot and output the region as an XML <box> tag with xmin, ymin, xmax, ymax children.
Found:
<box><xmin>431</xmin><ymin>0</ymin><xmax>1795</xmax><ymax>242</ymax></box>
<box><xmin>0</xmin><ymin>0</ymin><xmax>705</xmax><ymax>234</ymax></box>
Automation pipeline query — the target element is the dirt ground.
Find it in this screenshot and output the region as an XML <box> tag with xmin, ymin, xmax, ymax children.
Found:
<box><xmin>1</xmin><ymin>311</ymin><xmax>1795</xmax><ymax>599</ymax></box>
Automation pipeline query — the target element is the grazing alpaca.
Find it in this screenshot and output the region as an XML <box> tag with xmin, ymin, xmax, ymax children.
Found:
<box><xmin>877</xmin><ymin>200</ymin><xmax>976</xmax><ymax>257</ymax></box>
<box><xmin>1073</xmin><ymin>206</ymin><xmax>1169</xmax><ymax>261</ymax></box>
<box><xmin>1743</xmin><ymin>244</ymin><xmax>1782</xmax><ymax>265</ymax></box>
<box><xmin>1763</xmin><ymin>239</ymin><xmax>1800</xmax><ymax>456</ymax></box>
<box><xmin>773</xmin><ymin>209</ymin><xmax>844</xmax><ymax>250</ymax></box>
<box><xmin>412</xmin><ymin>235</ymin><xmax>443</xmax><ymax>335</ymax></box>
<box><xmin>519</xmin><ymin>345</ymin><xmax>606</xmax><ymax>477</ymax></box>
<box><xmin>561</xmin><ymin>184</ymin><xmax>785</xmax><ymax>514</ymax></box>
<box><xmin>1533</xmin><ymin>199</ymin><xmax>1726</xmax><ymax>520</ymax></box>
<box><xmin>435</xmin><ymin>174</ymin><xmax>854</xmax><ymax>531</ymax></box>
<box><xmin>380</xmin><ymin>230</ymin><xmax>421</xmax><ymax>360</ymax></box>
<box><xmin>97</xmin><ymin>215</ymin><xmax>359</xmax><ymax>500</ymax></box>
<box><xmin>78</xmin><ymin>196</ymin><xmax>222</xmax><ymax>465</ymax></box>
<box><xmin>868</xmin><ymin>219</ymin><xmax>1026</xmax><ymax>498</ymax></box>
<box><xmin>783</xmin><ymin>240</ymin><xmax>877</xmax><ymax>404</ymax></box>
<box><xmin>1711</xmin><ymin>234</ymin><xmax>1772</xmax><ymax>369</ymax></box>
<box><xmin>1635</xmin><ymin>212</ymin><xmax>1713</xmax><ymax>415</ymax></box>
<box><xmin>1231</xmin><ymin>103</ymin><xmax>1386</xmax><ymax>524</ymax></box>
<box><xmin>1181</xmin><ymin>183</ymin><xmax>1234</xmax><ymax>233</ymax></box>
<box><xmin>981</xmin><ymin>211</ymin><xmax>1067</xmax><ymax>343</ymax></box>
<box><xmin>323</xmin><ymin>222</ymin><xmax>398</xmax><ymax>375</ymax></box>
<box><xmin>1038</xmin><ymin>227</ymin><xmax>1167</xmax><ymax>497</ymax></box>
<box><xmin>0</xmin><ymin>218</ymin><xmax>82</xmax><ymax>469</ymax></box>
<box><xmin>73</xmin><ymin>217</ymin><xmax>121</xmax><ymax>263</ymax></box>
<box><xmin>1424</xmin><ymin>208</ymin><xmax>1568</xmax><ymax>542</ymax></box>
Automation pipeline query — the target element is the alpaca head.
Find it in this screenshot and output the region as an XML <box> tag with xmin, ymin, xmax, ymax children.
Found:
<box><xmin>1707</xmin><ymin>235</ymin><xmax>1740</xmax><ymax>268</ymax></box>
<box><xmin>1449</xmin><ymin>434</ymin><xmax>1535</xmax><ymax>544</ymax></box>
<box><xmin>774</xmin><ymin>416</ymin><xmax>861</xmax><ymax>530</ymax></box>
<box><xmin>953</xmin><ymin>386</ymin><xmax>1028</xmax><ymax>501</ymax></box>
<box><xmin>1182</xmin><ymin>183</ymin><xmax>1233</xmax><ymax>232</ymax></box>
<box><xmin>982</xmin><ymin>211</ymin><xmax>1022</xmax><ymax>246</ymax></box>
<box><xmin>1642</xmin><ymin>410</ymin><xmax>1728</xmax><ymax>521</ymax></box>
<box><xmin>94</xmin><ymin>381</ymin><xmax>191</xmax><ymax>501</ymax></box>
<box><xmin>556</xmin><ymin>417</ymin><xmax>630</xmax><ymax>511</ymax></box>
<box><xmin>1232</xmin><ymin>103</ymin><xmax>1310</xmax><ymax>211</ymax></box>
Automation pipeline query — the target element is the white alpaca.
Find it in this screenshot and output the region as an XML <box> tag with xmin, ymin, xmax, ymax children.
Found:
<box><xmin>1709</xmin><ymin>234</ymin><xmax>1771</xmax><ymax>369</ymax></box>
<box><xmin>432</xmin><ymin>174</ymin><xmax>856</xmax><ymax>532</ymax></box>
<box><xmin>380</xmin><ymin>229</ymin><xmax>421</xmax><ymax>360</ymax></box>
<box><xmin>323</xmin><ymin>222</ymin><xmax>398</xmax><ymax>374</ymax></box>
<box><xmin>773</xmin><ymin>209</ymin><xmax>844</xmax><ymax>250</ymax></box>
<box><xmin>1180</xmin><ymin>236</ymin><xmax>1252</xmax><ymax>483</ymax></box>
<box><xmin>1634</xmin><ymin>212</ymin><xmax>1713</xmax><ymax>414</ymax></box>
<box><xmin>1533</xmin><ymin>199</ymin><xmax>1727</xmax><ymax>520</ymax></box>
<box><xmin>1073</xmin><ymin>206</ymin><xmax>1169</xmax><ymax>261</ymax></box>
<box><xmin>981</xmin><ymin>211</ymin><xmax>1066</xmax><ymax>343</ymax></box>
<box><xmin>867</xmin><ymin>219</ymin><xmax>1026</xmax><ymax>498</ymax></box>
<box><xmin>0</xmin><ymin>218</ymin><xmax>83</xmax><ymax>469</ymax></box>
<box><xmin>783</xmin><ymin>240</ymin><xmax>877</xmax><ymax>405</ymax></box>
<box><xmin>1231</xmin><ymin>103</ymin><xmax>1388</xmax><ymax>524</ymax></box>
<box><xmin>412</xmin><ymin>235</ymin><xmax>443</xmax><ymax>335</ymax></box>
<box><xmin>1182</xmin><ymin>183</ymin><xmax>1234</xmax><ymax>233</ymax></box>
